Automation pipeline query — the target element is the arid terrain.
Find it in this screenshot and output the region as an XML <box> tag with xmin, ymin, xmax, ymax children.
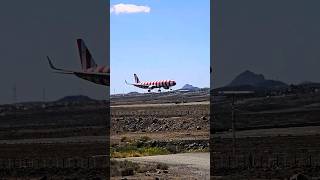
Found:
<box><xmin>0</xmin><ymin>99</ymin><xmax>109</xmax><ymax>179</ymax></box>
<box><xmin>211</xmin><ymin>91</ymin><xmax>320</xmax><ymax>179</ymax></box>
<box><xmin>110</xmin><ymin>90</ymin><xmax>210</xmax><ymax>179</ymax></box>
<box><xmin>0</xmin><ymin>90</ymin><xmax>210</xmax><ymax>179</ymax></box>
<box><xmin>4</xmin><ymin>87</ymin><xmax>320</xmax><ymax>179</ymax></box>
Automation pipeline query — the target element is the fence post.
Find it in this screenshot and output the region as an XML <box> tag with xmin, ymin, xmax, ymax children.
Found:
<box><xmin>309</xmin><ymin>155</ymin><xmax>312</xmax><ymax>167</ymax></box>
<box><xmin>252</xmin><ymin>154</ymin><xmax>255</xmax><ymax>167</ymax></box>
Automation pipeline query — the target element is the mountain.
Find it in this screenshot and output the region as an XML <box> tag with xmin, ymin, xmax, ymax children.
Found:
<box><xmin>227</xmin><ymin>70</ymin><xmax>287</xmax><ymax>88</ymax></box>
<box><xmin>180</xmin><ymin>84</ymin><xmax>200</xmax><ymax>91</ymax></box>
<box><xmin>56</xmin><ymin>95</ymin><xmax>96</xmax><ymax>103</ymax></box>
<box><xmin>128</xmin><ymin>91</ymin><xmax>140</xmax><ymax>95</ymax></box>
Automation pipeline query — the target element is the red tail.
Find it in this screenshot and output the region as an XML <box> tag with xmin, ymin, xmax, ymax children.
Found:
<box><xmin>77</xmin><ymin>39</ymin><xmax>97</xmax><ymax>70</ymax></box>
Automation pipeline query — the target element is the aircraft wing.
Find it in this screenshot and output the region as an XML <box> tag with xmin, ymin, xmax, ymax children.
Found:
<box><xmin>148</xmin><ymin>85</ymin><xmax>156</xmax><ymax>89</ymax></box>
<box><xmin>125</xmin><ymin>81</ymin><xmax>154</xmax><ymax>89</ymax></box>
<box><xmin>47</xmin><ymin>56</ymin><xmax>109</xmax><ymax>86</ymax></box>
<box><xmin>74</xmin><ymin>72</ymin><xmax>109</xmax><ymax>86</ymax></box>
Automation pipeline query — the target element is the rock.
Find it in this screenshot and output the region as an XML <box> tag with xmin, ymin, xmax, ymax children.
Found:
<box><xmin>121</xmin><ymin>168</ymin><xmax>134</xmax><ymax>176</ymax></box>
<box><xmin>39</xmin><ymin>176</ymin><xmax>47</xmax><ymax>180</ymax></box>
<box><xmin>153</xmin><ymin>119</ymin><xmax>158</xmax><ymax>123</ymax></box>
<box><xmin>289</xmin><ymin>173</ymin><xmax>310</xmax><ymax>180</ymax></box>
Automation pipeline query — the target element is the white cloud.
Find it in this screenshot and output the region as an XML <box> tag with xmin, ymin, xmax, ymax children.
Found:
<box><xmin>110</xmin><ymin>3</ymin><xmax>151</xmax><ymax>14</ymax></box>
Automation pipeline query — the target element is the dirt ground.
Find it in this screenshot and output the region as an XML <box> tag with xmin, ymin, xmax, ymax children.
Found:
<box><xmin>0</xmin><ymin>91</ymin><xmax>210</xmax><ymax>179</ymax></box>
<box><xmin>0</xmin><ymin>101</ymin><xmax>109</xmax><ymax>179</ymax></box>
<box><xmin>110</xmin><ymin>92</ymin><xmax>210</xmax><ymax>179</ymax></box>
<box><xmin>211</xmin><ymin>92</ymin><xmax>320</xmax><ymax>179</ymax></box>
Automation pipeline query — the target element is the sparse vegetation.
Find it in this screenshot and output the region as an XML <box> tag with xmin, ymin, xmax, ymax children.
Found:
<box><xmin>113</xmin><ymin>136</ymin><xmax>173</xmax><ymax>158</ymax></box>
<box><xmin>120</xmin><ymin>136</ymin><xmax>132</xmax><ymax>143</ymax></box>
<box><xmin>186</xmin><ymin>147</ymin><xmax>209</xmax><ymax>153</ymax></box>
<box><xmin>138</xmin><ymin>135</ymin><xmax>152</xmax><ymax>142</ymax></box>
<box><xmin>111</xmin><ymin>146</ymin><xmax>169</xmax><ymax>158</ymax></box>
<box><xmin>111</xmin><ymin>138</ymin><xmax>209</xmax><ymax>158</ymax></box>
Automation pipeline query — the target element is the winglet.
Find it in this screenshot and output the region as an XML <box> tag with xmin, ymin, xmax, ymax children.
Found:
<box><xmin>46</xmin><ymin>56</ymin><xmax>72</xmax><ymax>74</ymax></box>
<box><xmin>47</xmin><ymin>56</ymin><xmax>59</xmax><ymax>70</ymax></box>
<box><xmin>125</xmin><ymin>80</ymin><xmax>131</xmax><ymax>85</ymax></box>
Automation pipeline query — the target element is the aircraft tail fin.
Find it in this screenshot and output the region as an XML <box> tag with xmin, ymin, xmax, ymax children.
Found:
<box><xmin>77</xmin><ymin>39</ymin><xmax>97</xmax><ymax>70</ymax></box>
<box><xmin>134</xmin><ymin>74</ymin><xmax>140</xmax><ymax>83</ymax></box>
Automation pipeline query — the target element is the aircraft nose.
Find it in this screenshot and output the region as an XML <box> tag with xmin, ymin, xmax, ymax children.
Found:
<box><xmin>172</xmin><ymin>81</ymin><xmax>176</xmax><ymax>86</ymax></box>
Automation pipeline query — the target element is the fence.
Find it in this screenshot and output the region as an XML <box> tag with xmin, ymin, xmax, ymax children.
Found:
<box><xmin>212</xmin><ymin>152</ymin><xmax>320</xmax><ymax>169</ymax></box>
<box><xmin>0</xmin><ymin>156</ymin><xmax>108</xmax><ymax>169</ymax></box>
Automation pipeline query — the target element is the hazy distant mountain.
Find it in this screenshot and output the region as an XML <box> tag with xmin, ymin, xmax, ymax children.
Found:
<box><xmin>228</xmin><ymin>70</ymin><xmax>287</xmax><ymax>88</ymax></box>
<box><xmin>180</xmin><ymin>84</ymin><xmax>200</xmax><ymax>91</ymax></box>
<box><xmin>128</xmin><ymin>91</ymin><xmax>140</xmax><ymax>95</ymax></box>
<box><xmin>57</xmin><ymin>95</ymin><xmax>96</xmax><ymax>103</ymax></box>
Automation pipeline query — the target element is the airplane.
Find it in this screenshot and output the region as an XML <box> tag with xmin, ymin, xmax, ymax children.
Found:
<box><xmin>125</xmin><ymin>74</ymin><xmax>176</xmax><ymax>92</ymax></box>
<box><xmin>47</xmin><ymin>39</ymin><xmax>110</xmax><ymax>86</ymax></box>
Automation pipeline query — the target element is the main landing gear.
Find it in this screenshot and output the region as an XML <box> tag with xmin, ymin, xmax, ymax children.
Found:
<box><xmin>148</xmin><ymin>89</ymin><xmax>151</xmax><ymax>92</ymax></box>
<box><xmin>158</xmin><ymin>89</ymin><xmax>161</xmax><ymax>92</ymax></box>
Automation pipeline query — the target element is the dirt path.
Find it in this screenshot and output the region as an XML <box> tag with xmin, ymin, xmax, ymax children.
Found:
<box><xmin>118</xmin><ymin>152</ymin><xmax>210</xmax><ymax>179</ymax></box>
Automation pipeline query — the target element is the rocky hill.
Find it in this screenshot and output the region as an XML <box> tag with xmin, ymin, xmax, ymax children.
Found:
<box><xmin>228</xmin><ymin>70</ymin><xmax>287</xmax><ymax>88</ymax></box>
<box><xmin>56</xmin><ymin>95</ymin><xmax>97</xmax><ymax>103</ymax></box>
<box><xmin>179</xmin><ymin>84</ymin><xmax>200</xmax><ymax>91</ymax></box>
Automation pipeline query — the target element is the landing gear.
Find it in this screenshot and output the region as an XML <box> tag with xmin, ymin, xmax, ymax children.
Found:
<box><xmin>148</xmin><ymin>89</ymin><xmax>151</xmax><ymax>92</ymax></box>
<box><xmin>158</xmin><ymin>89</ymin><xmax>161</xmax><ymax>92</ymax></box>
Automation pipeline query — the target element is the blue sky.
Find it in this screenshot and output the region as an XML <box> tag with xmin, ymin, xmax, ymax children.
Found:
<box><xmin>110</xmin><ymin>0</ymin><xmax>210</xmax><ymax>94</ymax></box>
